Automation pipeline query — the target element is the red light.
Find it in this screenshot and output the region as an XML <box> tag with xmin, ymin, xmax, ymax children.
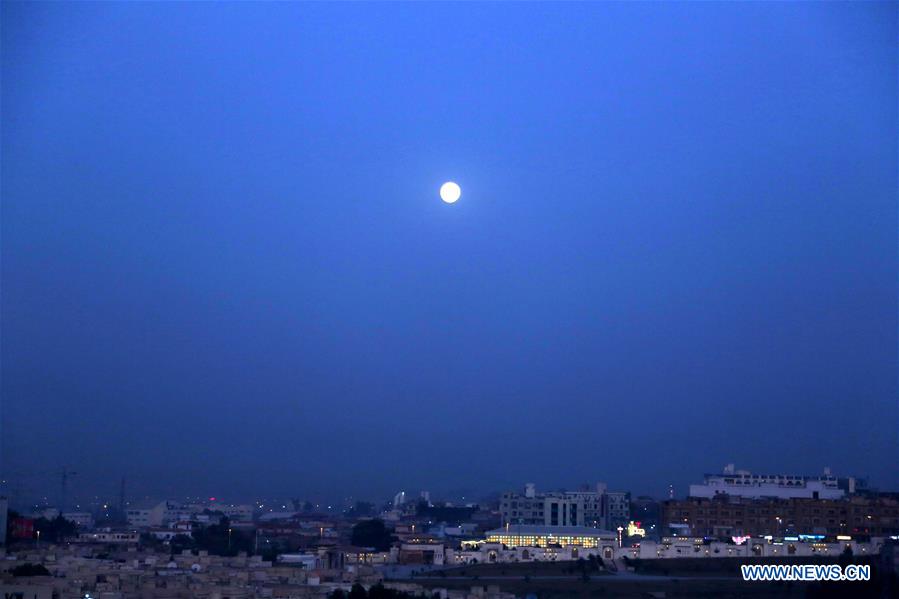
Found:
<box><xmin>209</xmin><ymin>497</ymin><xmax>216</xmax><ymax>501</ymax></box>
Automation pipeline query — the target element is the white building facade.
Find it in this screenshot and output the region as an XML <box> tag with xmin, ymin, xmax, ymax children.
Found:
<box><xmin>689</xmin><ymin>465</ymin><xmax>846</xmax><ymax>500</ymax></box>
<box><xmin>619</xmin><ymin>536</ymin><xmax>888</xmax><ymax>561</ymax></box>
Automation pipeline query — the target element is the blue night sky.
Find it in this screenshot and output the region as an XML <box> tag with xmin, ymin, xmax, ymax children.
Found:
<box><xmin>2</xmin><ymin>2</ymin><xmax>896</xmax><ymax>505</ymax></box>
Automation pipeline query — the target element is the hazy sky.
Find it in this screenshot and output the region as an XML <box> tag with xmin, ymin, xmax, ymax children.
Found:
<box><xmin>2</xmin><ymin>2</ymin><xmax>896</xmax><ymax>506</ymax></box>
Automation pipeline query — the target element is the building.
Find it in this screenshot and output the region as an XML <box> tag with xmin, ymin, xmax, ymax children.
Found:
<box><xmin>604</xmin><ymin>491</ymin><xmax>631</xmax><ymax>529</ymax></box>
<box><xmin>500</xmin><ymin>483</ymin><xmax>626</xmax><ymax>529</ymax></box>
<box><xmin>148</xmin><ymin>528</ymin><xmax>193</xmax><ymax>541</ymax></box>
<box><xmin>397</xmin><ymin>542</ymin><xmax>446</xmax><ymax>565</ymax></box>
<box><xmin>689</xmin><ymin>464</ymin><xmax>846</xmax><ymax>500</ymax></box>
<box><xmin>452</xmin><ymin>541</ymin><xmax>616</xmax><ymax>563</ymax></box>
<box><xmin>125</xmin><ymin>500</ymin><xmax>196</xmax><ymax>528</ymax></box>
<box><xmin>75</xmin><ymin>530</ymin><xmax>140</xmax><ymax>544</ymax></box>
<box><xmin>278</xmin><ymin>553</ymin><xmax>320</xmax><ymax>569</ymax></box>
<box><xmin>662</xmin><ymin>493</ymin><xmax>899</xmax><ymax>537</ymax></box>
<box><xmin>10</xmin><ymin>517</ymin><xmax>34</xmax><ymax>540</ymax></box>
<box><xmin>29</xmin><ymin>508</ymin><xmax>59</xmax><ymax>520</ymax></box>
<box><xmin>620</xmin><ymin>536</ymin><xmax>889</xmax><ymax>561</ymax></box>
<box><xmin>218</xmin><ymin>504</ymin><xmax>254</xmax><ymax>521</ymax></box>
<box><xmin>0</xmin><ymin>586</ymin><xmax>52</xmax><ymax>599</ymax></box>
<box><xmin>125</xmin><ymin>500</ymin><xmax>170</xmax><ymax>528</ymax></box>
<box><xmin>484</xmin><ymin>525</ymin><xmax>617</xmax><ymax>548</ymax></box>
<box><xmin>61</xmin><ymin>512</ymin><xmax>94</xmax><ymax>529</ymax></box>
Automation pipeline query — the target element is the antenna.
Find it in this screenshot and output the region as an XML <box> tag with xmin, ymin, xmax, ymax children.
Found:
<box><xmin>119</xmin><ymin>476</ymin><xmax>127</xmax><ymax>520</ymax></box>
<box><xmin>60</xmin><ymin>467</ymin><xmax>77</xmax><ymax>513</ymax></box>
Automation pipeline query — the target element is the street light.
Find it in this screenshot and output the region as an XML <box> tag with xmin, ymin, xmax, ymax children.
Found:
<box><xmin>228</xmin><ymin>528</ymin><xmax>233</xmax><ymax>551</ymax></box>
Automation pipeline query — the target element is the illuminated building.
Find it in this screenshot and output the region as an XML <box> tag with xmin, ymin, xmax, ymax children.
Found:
<box><xmin>627</xmin><ymin>521</ymin><xmax>646</xmax><ymax>537</ymax></box>
<box><xmin>485</xmin><ymin>525</ymin><xmax>616</xmax><ymax>548</ymax></box>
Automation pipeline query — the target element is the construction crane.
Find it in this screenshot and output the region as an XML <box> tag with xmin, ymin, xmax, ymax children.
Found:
<box><xmin>60</xmin><ymin>467</ymin><xmax>77</xmax><ymax>513</ymax></box>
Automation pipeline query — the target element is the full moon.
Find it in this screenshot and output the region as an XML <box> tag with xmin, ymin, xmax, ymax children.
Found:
<box><xmin>440</xmin><ymin>181</ymin><xmax>461</xmax><ymax>204</ymax></box>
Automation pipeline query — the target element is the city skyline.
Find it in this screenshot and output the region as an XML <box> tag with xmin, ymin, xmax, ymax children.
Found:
<box><xmin>3</xmin><ymin>463</ymin><xmax>890</xmax><ymax>516</ymax></box>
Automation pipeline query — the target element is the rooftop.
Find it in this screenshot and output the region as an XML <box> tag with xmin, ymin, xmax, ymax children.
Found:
<box><xmin>487</xmin><ymin>525</ymin><xmax>614</xmax><ymax>537</ymax></box>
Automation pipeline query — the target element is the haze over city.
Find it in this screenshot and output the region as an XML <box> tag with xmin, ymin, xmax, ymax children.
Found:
<box><xmin>2</xmin><ymin>1</ymin><xmax>897</xmax><ymax>508</ymax></box>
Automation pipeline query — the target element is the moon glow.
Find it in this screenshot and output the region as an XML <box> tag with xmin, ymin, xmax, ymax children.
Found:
<box><xmin>440</xmin><ymin>181</ymin><xmax>461</xmax><ymax>204</ymax></box>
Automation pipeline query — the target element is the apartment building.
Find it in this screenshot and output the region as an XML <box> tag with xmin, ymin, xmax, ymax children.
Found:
<box><xmin>662</xmin><ymin>493</ymin><xmax>899</xmax><ymax>537</ymax></box>
<box><xmin>500</xmin><ymin>483</ymin><xmax>626</xmax><ymax>530</ymax></box>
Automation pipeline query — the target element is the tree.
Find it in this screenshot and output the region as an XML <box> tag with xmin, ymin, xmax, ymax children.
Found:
<box><xmin>6</xmin><ymin>509</ymin><xmax>20</xmax><ymax>542</ymax></box>
<box><xmin>34</xmin><ymin>515</ymin><xmax>77</xmax><ymax>543</ymax></box>
<box><xmin>839</xmin><ymin>544</ymin><xmax>854</xmax><ymax>568</ymax></box>
<box><xmin>368</xmin><ymin>584</ymin><xmax>391</xmax><ymax>599</ymax></box>
<box><xmin>169</xmin><ymin>533</ymin><xmax>194</xmax><ymax>555</ymax></box>
<box><xmin>349</xmin><ymin>583</ymin><xmax>367</xmax><ymax>599</ymax></box>
<box><xmin>139</xmin><ymin>533</ymin><xmax>164</xmax><ymax>550</ymax></box>
<box><xmin>329</xmin><ymin>585</ymin><xmax>419</xmax><ymax>599</ymax></box>
<box><xmin>347</xmin><ymin>502</ymin><xmax>375</xmax><ymax>518</ymax></box>
<box><xmin>191</xmin><ymin>519</ymin><xmax>251</xmax><ymax>556</ymax></box>
<box><xmin>351</xmin><ymin>519</ymin><xmax>394</xmax><ymax>551</ymax></box>
<box><xmin>369</xmin><ymin>584</ymin><xmax>417</xmax><ymax>599</ymax></box>
<box><xmin>12</xmin><ymin>563</ymin><xmax>51</xmax><ymax>577</ymax></box>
